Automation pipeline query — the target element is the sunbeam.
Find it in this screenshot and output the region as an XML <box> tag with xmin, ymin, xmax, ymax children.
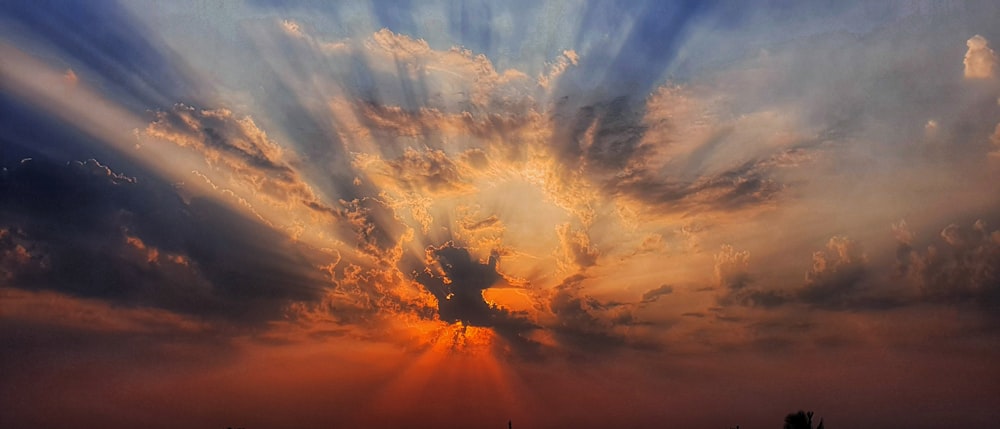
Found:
<box><xmin>3</xmin><ymin>1</ymin><xmax>1000</xmax><ymax>428</ymax></box>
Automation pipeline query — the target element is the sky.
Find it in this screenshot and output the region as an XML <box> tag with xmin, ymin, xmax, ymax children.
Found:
<box><xmin>1</xmin><ymin>1</ymin><xmax>999</xmax><ymax>428</ymax></box>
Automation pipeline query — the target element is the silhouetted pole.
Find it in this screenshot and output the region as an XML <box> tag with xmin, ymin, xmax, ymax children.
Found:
<box><xmin>508</xmin><ymin>419</ymin><xmax>512</xmax><ymax>429</ymax></box>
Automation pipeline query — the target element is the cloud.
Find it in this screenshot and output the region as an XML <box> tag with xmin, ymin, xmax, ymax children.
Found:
<box><xmin>62</xmin><ymin>68</ymin><xmax>78</xmax><ymax>87</ymax></box>
<box><xmin>640</xmin><ymin>284</ymin><xmax>674</xmax><ymax>304</ymax></box>
<box><xmin>339</xmin><ymin>196</ymin><xmax>409</xmax><ymax>261</ymax></box>
<box><xmin>462</xmin><ymin>214</ymin><xmax>501</xmax><ymax>231</ymax></box>
<box><xmin>0</xmin><ymin>157</ymin><xmax>331</xmax><ymax>324</ymax></box>
<box><xmin>892</xmin><ymin>220</ymin><xmax>917</xmax><ymax>276</ymax></box>
<box><xmin>353</xmin><ymin>147</ymin><xmax>476</xmax><ymax>195</ymax></box>
<box><xmin>899</xmin><ymin>220</ymin><xmax>1000</xmax><ymax>307</ymax></box>
<box><xmin>714</xmin><ymin>244</ymin><xmax>751</xmax><ymax>291</ymax></box>
<box><xmin>0</xmin><ymin>287</ymin><xmax>210</xmax><ymax>336</ymax></box>
<box><xmin>990</xmin><ymin>122</ymin><xmax>1000</xmax><ymax>157</ymax></box>
<box><xmin>0</xmin><ymin>227</ymin><xmax>48</xmax><ymax>282</ymax></box>
<box><xmin>414</xmin><ymin>242</ymin><xmax>532</xmax><ymax>331</ymax></box>
<box><xmin>144</xmin><ymin>104</ymin><xmax>334</xmax><ymax>213</ymax></box>
<box><xmin>800</xmin><ymin>236</ymin><xmax>867</xmax><ymax>305</ymax></box>
<box><xmin>964</xmin><ymin>35</ymin><xmax>996</xmax><ymax>79</ymax></box>
<box><xmin>557</xmin><ymin>223</ymin><xmax>600</xmax><ymax>270</ymax></box>
<box><xmin>551</xmin><ymin>95</ymin><xmax>650</xmax><ymax>174</ymax></box>
<box><xmin>714</xmin><ymin>245</ymin><xmax>787</xmax><ymax>308</ymax></box>
<box><xmin>539</xmin><ymin>50</ymin><xmax>580</xmax><ymax>89</ymax></box>
<box><xmin>547</xmin><ymin>274</ymin><xmax>638</xmax><ymax>352</ymax></box>
<box><xmin>577</xmin><ymin>85</ymin><xmax>803</xmax><ymax>219</ymax></box>
<box><xmin>797</xmin><ymin>236</ymin><xmax>902</xmax><ymax>310</ymax></box>
<box><xmin>278</xmin><ymin>27</ymin><xmax>536</xmax><ymax>117</ymax></box>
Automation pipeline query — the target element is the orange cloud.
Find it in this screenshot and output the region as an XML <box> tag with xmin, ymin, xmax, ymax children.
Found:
<box><xmin>964</xmin><ymin>35</ymin><xmax>996</xmax><ymax>79</ymax></box>
<box><xmin>0</xmin><ymin>287</ymin><xmax>210</xmax><ymax>335</ymax></box>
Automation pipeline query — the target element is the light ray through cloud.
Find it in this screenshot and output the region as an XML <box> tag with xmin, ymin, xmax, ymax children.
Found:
<box><xmin>2</xmin><ymin>1</ymin><xmax>1000</xmax><ymax>428</ymax></box>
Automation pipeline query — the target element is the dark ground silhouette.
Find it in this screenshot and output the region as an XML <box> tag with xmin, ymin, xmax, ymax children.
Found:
<box><xmin>729</xmin><ymin>409</ymin><xmax>825</xmax><ymax>429</ymax></box>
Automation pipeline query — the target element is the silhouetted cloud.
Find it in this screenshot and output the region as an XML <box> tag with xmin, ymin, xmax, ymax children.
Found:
<box><xmin>414</xmin><ymin>242</ymin><xmax>532</xmax><ymax>329</ymax></box>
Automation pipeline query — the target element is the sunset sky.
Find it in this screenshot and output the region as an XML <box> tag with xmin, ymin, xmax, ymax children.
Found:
<box><xmin>2</xmin><ymin>1</ymin><xmax>999</xmax><ymax>428</ymax></box>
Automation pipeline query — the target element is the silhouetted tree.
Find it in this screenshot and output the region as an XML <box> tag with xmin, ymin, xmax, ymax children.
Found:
<box><xmin>784</xmin><ymin>410</ymin><xmax>824</xmax><ymax>429</ymax></box>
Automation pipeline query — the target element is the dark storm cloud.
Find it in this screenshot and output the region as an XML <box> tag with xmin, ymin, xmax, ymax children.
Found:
<box><xmin>0</xmin><ymin>0</ymin><xmax>201</xmax><ymax>109</ymax></box>
<box><xmin>0</xmin><ymin>157</ymin><xmax>329</xmax><ymax>324</ymax></box>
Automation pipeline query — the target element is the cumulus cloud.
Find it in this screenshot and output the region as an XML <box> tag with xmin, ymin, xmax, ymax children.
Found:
<box><xmin>715</xmin><ymin>244</ymin><xmax>751</xmax><ymax>290</ymax></box>
<box><xmin>798</xmin><ymin>236</ymin><xmax>884</xmax><ymax>309</ymax></box>
<box><xmin>964</xmin><ymin>35</ymin><xmax>996</xmax><ymax>79</ymax></box>
<box><xmin>898</xmin><ymin>220</ymin><xmax>1000</xmax><ymax>306</ymax></box>
<box><xmin>715</xmin><ymin>245</ymin><xmax>787</xmax><ymax>308</ymax></box>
